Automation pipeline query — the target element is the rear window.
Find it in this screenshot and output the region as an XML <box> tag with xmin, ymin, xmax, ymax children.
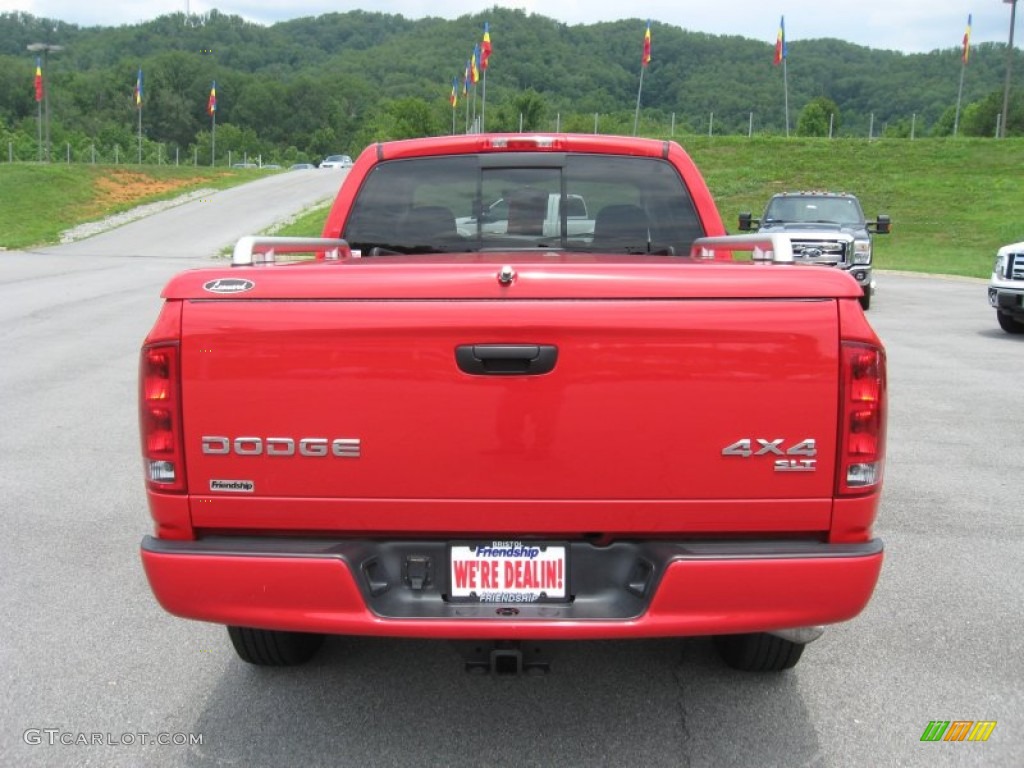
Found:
<box><xmin>342</xmin><ymin>153</ymin><xmax>704</xmax><ymax>256</ymax></box>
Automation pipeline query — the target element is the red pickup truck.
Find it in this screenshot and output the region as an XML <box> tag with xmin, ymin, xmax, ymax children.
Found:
<box><xmin>139</xmin><ymin>134</ymin><xmax>886</xmax><ymax>673</ymax></box>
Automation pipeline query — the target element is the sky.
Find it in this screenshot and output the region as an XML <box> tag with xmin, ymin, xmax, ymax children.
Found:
<box><xmin>0</xmin><ymin>0</ymin><xmax>1019</xmax><ymax>55</ymax></box>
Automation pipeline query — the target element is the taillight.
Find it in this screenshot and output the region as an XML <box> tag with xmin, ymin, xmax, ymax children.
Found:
<box><xmin>837</xmin><ymin>342</ymin><xmax>886</xmax><ymax>495</ymax></box>
<box><xmin>140</xmin><ymin>343</ymin><xmax>186</xmax><ymax>493</ymax></box>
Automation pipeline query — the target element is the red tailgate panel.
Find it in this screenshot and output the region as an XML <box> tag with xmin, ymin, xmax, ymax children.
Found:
<box><xmin>182</xmin><ymin>298</ymin><xmax>839</xmax><ymax>531</ymax></box>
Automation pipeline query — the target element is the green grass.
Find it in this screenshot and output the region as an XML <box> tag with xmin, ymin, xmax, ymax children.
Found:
<box><xmin>5</xmin><ymin>138</ymin><xmax>1021</xmax><ymax>278</ymax></box>
<box><xmin>683</xmin><ymin>136</ymin><xmax>1023</xmax><ymax>278</ymax></box>
<box><xmin>0</xmin><ymin>164</ymin><xmax>256</xmax><ymax>249</ymax></box>
<box><xmin>271</xmin><ymin>201</ymin><xmax>332</xmax><ymax>238</ymax></box>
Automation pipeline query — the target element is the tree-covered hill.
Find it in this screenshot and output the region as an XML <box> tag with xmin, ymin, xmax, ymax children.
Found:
<box><xmin>1</xmin><ymin>7</ymin><xmax>1020</xmax><ymax>164</ymax></box>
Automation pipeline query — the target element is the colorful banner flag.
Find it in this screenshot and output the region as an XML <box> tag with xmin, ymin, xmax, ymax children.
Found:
<box><xmin>134</xmin><ymin>67</ymin><xmax>143</xmax><ymax>108</ymax></box>
<box><xmin>962</xmin><ymin>14</ymin><xmax>972</xmax><ymax>64</ymax></box>
<box><xmin>34</xmin><ymin>57</ymin><xmax>43</xmax><ymax>102</ymax></box>
<box><xmin>450</xmin><ymin>76</ymin><xmax>458</xmax><ymax>107</ymax></box>
<box><xmin>642</xmin><ymin>20</ymin><xmax>652</xmax><ymax>67</ymax></box>
<box><xmin>207</xmin><ymin>81</ymin><xmax>217</xmax><ymax>115</ymax></box>
<box><xmin>463</xmin><ymin>61</ymin><xmax>470</xmax><ymax>95</ymax></box>
<box><xmin>471</xmin><ymin>44</ymin><xmax>480</xmax><ymax>84</ymax></box>
<box><xmin>774</xmin><ymin>16</ymin><xmax>787</xmax><ymax>66</ymax></box>
<box><xmin>481</xmin><ymin>22</ymin><xmax>492</xmax><ymax>71</ymax></box>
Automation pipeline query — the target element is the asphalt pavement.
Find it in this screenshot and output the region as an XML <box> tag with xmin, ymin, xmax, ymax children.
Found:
<box><xmin>0</xmin><ymin>177</ymin><xmax>1020</xmax><ymax>766</ymax></box>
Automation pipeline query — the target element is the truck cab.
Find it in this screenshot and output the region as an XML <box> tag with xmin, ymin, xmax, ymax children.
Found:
<box><xmin>739</xmin><ymin>192</ymin><xmax>890</xmax><ymax>310</ymax></box>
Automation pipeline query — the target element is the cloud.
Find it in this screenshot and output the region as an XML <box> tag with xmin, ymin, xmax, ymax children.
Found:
<box><xmin>0</xmin><ymin>0</ymin><xmax>1015</xmax><ymax>54</ymax></box>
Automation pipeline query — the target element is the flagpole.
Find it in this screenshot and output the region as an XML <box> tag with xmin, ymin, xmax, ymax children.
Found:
<box><xmin>464</xmin><ymin>84</ymin><xmax>470</xmax><ymax>134</ymax></box>
<box><xmin>954</xmin><ymin>60</ymin><xmax>966</xmax><ymax>136</ymax></box>
<box><xmin>451</xmin><ymin>77</ymin><xmax>457</xmax><ymax>136</ymax></box>
<box><xmin>955</xmin><ymin>15</ymin><xmax>971</xmax><ymax>138</ymax></box>
<box><xmin>208</xmin><ymin>81</ymin><xmax>217</xmax><ymax>167</ymax></box>
<box><xmin>480</xmin><ymin>23</ymin><xmax>491</xmax><ymax>133</ymax></box>
<box><xmin>634</xmin><ymin>22</ymin><xmax>651</xmax><ymax>137</ymax></box>
<box><xmin>783</xmin><ymin>57</ymin><xmax>790</xmax><ymax>137</ymax></box>
<box><xmin>633</xmin><ymin>66</ymin><xmax>645</xmax><ymax>137</ymax></box>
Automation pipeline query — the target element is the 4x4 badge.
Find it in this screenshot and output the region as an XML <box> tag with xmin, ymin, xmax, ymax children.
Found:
<box><xmin>722</xmin><ymin>438</ymin><xmax>817</xmax><ymax>472</ymax></box>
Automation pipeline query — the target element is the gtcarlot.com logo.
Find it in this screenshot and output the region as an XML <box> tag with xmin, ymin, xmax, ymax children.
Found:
<box><xmin>920</xmin><ymin>720</ymin><xmax>997</xmax><ymax>742</ymax></box>
<box><xmin>24</xmin><ymin>729</ymin><xmax>203</xmax><ymax>747</ymax></box>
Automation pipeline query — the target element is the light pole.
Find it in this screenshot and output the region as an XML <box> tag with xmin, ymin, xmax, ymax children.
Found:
<box><xmin>27</xmin><ymin>42</ymin><xmax>63</xmax><ymax>162</ymax></box>
<box><xmin>1001</xmin><ymin>0</ymin><xmax>1019</xmax><ymax>138</ymax></box>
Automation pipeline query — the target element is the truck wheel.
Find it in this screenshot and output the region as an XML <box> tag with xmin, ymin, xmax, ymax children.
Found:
<box><xmin>996</xmin><ymin>311</ymin><xmax>1024</xmax><ymax>334</ymax></box>
<box><xmin>713</xmin><ymin>632</ymin><xmax>805</xmax><ymax>672</ymax></box>
<box><xmin>859</xmin><ymin>291</ymin><xmax>871</xmax><ymax>311</ymax></box>
<box><xmin>227</xmin><ymin>626</ymin><xmax>324</xmax><ymax>666</ymax></box>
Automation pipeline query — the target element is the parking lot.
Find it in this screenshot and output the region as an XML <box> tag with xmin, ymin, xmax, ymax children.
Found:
<box><xmin>0</xmin><ymin>175</ymin><xmax>1020</xmax><ymax>766</ymax></box>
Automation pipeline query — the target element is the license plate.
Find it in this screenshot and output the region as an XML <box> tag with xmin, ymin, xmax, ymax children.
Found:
<box><xmin>449</xmin><ymin>541</ymin><xmax>568</xmax><ymax>603</ymax></box>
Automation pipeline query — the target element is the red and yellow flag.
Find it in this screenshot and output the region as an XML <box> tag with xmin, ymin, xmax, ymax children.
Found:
<box><xmin>642</xmin><ymin>21</ymin><xmax>651</xmax><ymax>67</ymax></box>
<box><xmin>450</xmin><ymin>76</ymin><xmax>458</xmax><ymax>107</ymax></box>
<box><xmin>773</xmin><ymin>16</ymin><xmax>787</xmax><ymax>66</ymax></box>
<box><xmin>207</xmin><ymin>81</ymin><xmax>217</xmax><ymax>116</ymax></box>
<box><xmin>481</xmin><ymin>22</ymin><xmax>492</xmax><ymax>71</ymax></box>
<box><xmin>962</xmin><ymin>14</ymin><xmax>972</xmax><ymax>65</ymax></box>
<box><xmin>34</xmin><ymin>57</ymin><xmax>43</xmax><ymax>102</ymax></box>
<box><xmin>471</xmin><ymin>44</ymin><xmax>480</xmax><ymax>84</ymax></box>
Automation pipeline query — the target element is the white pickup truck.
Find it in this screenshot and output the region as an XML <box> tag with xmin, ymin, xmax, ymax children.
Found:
<box><xmin>456</xmin><ymin>192</ymin><xmax>593</xmax><ymax>239</ymax></box>
<box><xmin>989</xmin><ymin>240</ymin><xmax>1024</xmax><ymax>334</ymax></box>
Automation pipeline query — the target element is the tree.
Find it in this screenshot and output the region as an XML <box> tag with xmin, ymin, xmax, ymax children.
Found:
<box><xmin>351</xmin><ymin>98</ymin><xmax>443</xmax><ymax>149</ymax></box>
<box><xmin>960</xmin><ymin>89</ymin><xmax>1023</xmax><ymax>137</ymax></box>
<box><xmin>797</xmin><ymin>97</ymin><xmax>840</xmax><ymax>137</ymax></box>
<box><xmin>488</xmin><ymin>89</ymin><xmax>547</xmax><ymax>132</ymax></box>
<box><xmin>930</xmin><ymin>105</ymin><xmax>956</xmax><ymax>137</ymax></box>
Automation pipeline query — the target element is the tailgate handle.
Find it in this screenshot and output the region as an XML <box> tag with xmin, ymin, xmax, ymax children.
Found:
<box><xmin>456</xmin><ymin>344</ymin><xmax>558</xmax><ymax>376</ymax></box>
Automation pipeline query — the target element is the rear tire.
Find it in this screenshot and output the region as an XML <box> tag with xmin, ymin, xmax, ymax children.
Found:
<box><xmin>996</xmin><ymin>311</ymin><xmax>1024</xmax><ymax>334</ymax></box>
<box><xmin>227</xmin><ymin>626</ymin><xmax>324</xmax><ymax>666</ymax></box>
<box><xmin>714</xmin><ymin>632</ymin><xmax>805</xmax><ymax>672</ymax></box>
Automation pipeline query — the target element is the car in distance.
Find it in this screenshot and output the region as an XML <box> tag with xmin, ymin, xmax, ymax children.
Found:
<box><xmin>739</xmin><ymin>192</ymin><xmax>890</xmax><ymax>310</ymax></box>
<box><xmin>289</xmin><ymin>163</ymin><xmax>316</xmax><ymax>170</ymax></box>
<box><xmin>320</xmin><ymin>154</ymin><xmax>353</xmax><ymax>169</ymax></box>
<box><xmin>988</xmin><ymin>240</ymin><xmax>1024</xmax><ymax>334</ymax></box>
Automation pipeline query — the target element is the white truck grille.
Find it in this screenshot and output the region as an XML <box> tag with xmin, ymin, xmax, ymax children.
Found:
<box><xmin>1009</xmin><ymin>253</ymin><xmax>1024</xmax><ymax>281</ymax></box>
<box><xmin>790</xmin><ymin>238</ymin><xmax>849</xmax><ymax>267</ymax></box>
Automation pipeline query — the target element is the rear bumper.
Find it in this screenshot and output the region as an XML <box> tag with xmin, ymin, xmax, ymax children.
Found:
<box><xmin>140</xmin><ymin>536</ymin><xmax>883</xmax><ymax>640</ymax></box>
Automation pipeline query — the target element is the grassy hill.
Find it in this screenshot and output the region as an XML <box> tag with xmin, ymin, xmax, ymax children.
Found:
<box><xmin>688</xmin><ymin>135</ymin><xmax>1022</xmax><ymax>278</ymax></box>
<box><xmin>5</xmin><ymin>136</ymin><xmax>1022</xmax><ymax>278</ymax></box>
<box><xmin>0</xmin><ymin>164</ymin><xmax>256</xmax><ymax>249</ymax></box>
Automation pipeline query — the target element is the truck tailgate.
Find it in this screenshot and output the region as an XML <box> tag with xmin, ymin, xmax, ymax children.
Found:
<box><xmin>181</xmin><ymin>295</ymin><xmax>840</xmax><ymax>534</ymax></box>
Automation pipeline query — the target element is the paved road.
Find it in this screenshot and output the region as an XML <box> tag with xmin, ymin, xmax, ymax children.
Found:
<box><xmin>1</xmin><ymin>181</ymin><xmax>1021</xmax><ymax>767</ymax></box>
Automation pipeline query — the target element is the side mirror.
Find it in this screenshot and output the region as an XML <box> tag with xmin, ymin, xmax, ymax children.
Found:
<box><xmin>738</xmin><ymin>212</ymin><xmax>753</xmax><ymax>232</ymax></box>
<box><xmin>872</xmin><ymin>214</ymin><xmax>891</xmax><ymax>235</ymax></box>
